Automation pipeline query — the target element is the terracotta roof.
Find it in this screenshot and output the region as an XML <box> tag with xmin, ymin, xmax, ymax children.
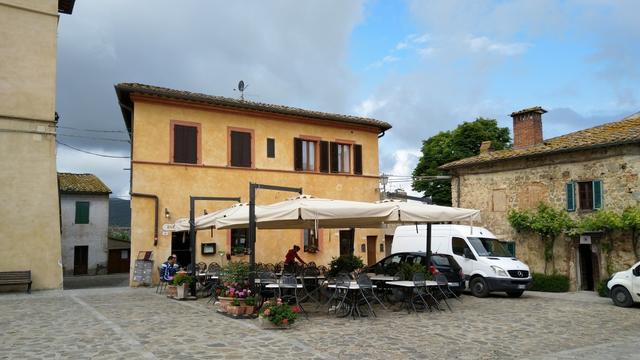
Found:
<box><xmin>114</xmin><ymin>83</ymin><xmax>392</xmax><ymax>134</ymax></box>
<box><xmin>440</xmin><ymin>112</ymin><xmax>640</xmax><ymax>170</ymax></box>
<box><xmin>58</xmin><ymin>173</ymin><xmax>111</xmax><ymax>194</ymax></box>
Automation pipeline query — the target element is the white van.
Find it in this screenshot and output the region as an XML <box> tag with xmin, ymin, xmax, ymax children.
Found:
<box><xmin>392</xmin><ymin>224</ymin><xmax>532</xmax><ymax>297</ymax></box>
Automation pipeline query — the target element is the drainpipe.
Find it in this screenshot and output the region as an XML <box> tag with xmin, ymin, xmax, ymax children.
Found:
<box><xmin>377</xmin><ymin>130</ymin><xmax>386</xmax><ymax>138</ymax></box>
<box><xmin>130</xmin><ymin>193</ymin><xmax>159</xmax><ymax>246</ymax></box>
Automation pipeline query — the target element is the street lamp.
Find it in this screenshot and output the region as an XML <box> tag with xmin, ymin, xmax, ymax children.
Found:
<box><xmin>380</xmin><ymin>173</ymin><xmax>389</xmax><ymax>199</ymax></box>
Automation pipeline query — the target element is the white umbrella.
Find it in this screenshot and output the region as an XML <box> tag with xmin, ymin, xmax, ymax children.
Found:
<box><xmin>170</xmin><ymin>203</ymin><xmax>249</xmax><ymax>231</ymax></box>
<box><xmin>214</xmin><ymin>194</ymin><xmax>397</xmax><ymax>229</ymax></box>
<box><xmin>379</xmin><ymin>199</ymin><xmax>481</xmax><ymax>224</ymax></box>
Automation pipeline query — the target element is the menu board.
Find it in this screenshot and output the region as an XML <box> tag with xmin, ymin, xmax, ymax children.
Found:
<box><xmin>133</xmin><ymin>259</ymin><xmax>154</xmax><ymax>285</ymax></box>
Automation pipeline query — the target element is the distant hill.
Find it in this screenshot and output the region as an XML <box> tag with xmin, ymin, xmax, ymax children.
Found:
<box><xmin>109</xmin><ymin>198</ymin><xmax>131</xmax><ymax>227</ymax></box>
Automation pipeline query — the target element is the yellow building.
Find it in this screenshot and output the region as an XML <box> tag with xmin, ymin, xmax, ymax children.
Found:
<box><xmin>0</xmin><ymin>0</ymin><xmax>74</xmax><ymax>290</ymax></box>
<box><xmin>115</xmin><ymin>83</ymin><xmax>392</xmax><ymax>284</ymax></box>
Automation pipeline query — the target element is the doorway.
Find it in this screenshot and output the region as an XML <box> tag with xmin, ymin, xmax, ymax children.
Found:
<box><xmin>108</xmin><ymin>249</ymin><xmax>130</xmax><ymax>273</ymax></box>
<box><xmin>339</xmin><ymin>229</ymin><xmax>354</xmax><ymax>256</ymax></box>
<box><xmin>171</xmin><ymin>232</ymin><xmax>192</xmax><ymax>268</ymax></box>
<box><xmin>73</xmin><ymin>245</ymin><xmax>88</xmax><ymax>275</ymax></box>
<box><xmin>578</xmin><ymin>244</ymin><xmax>595</xmax><ymax>291</ymax></box>
<box><xmin>366</xmin><ymin>236</ymin><xmax>377</xmax><ymax>265</ymax></box>
<box><xmin>384</xmin><ymin>235</ymin><xmax>393</xmax><ymax>257</ymax></box>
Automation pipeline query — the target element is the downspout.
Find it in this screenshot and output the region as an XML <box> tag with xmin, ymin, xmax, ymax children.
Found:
<box><xmin>130</xmin><ymin>193</ymin><xmax>159</xmax><ymax>246</ymax></box>
<box><xmin>377</xmin><ymin>130</ymin><xmax>386</xmax><ymax>138</ymax></box>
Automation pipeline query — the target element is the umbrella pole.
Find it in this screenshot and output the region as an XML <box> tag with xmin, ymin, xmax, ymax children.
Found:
<box><xmin>426</xmin><ymin>223</ymin><xmax>432</xmax><ymax>273</ymax></box>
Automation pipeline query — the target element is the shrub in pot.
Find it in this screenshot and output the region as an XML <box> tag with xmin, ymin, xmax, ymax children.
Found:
<box><xmin>327</xmin><ymin>254</ymin><xmax>364</xmax><ymax>277</ymax></box>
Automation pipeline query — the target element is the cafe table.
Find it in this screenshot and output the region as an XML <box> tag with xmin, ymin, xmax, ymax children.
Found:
<box><xmin>385</xmin><ymin>280</ymin><xmax>439</xmax><ymax>313</ymax></box>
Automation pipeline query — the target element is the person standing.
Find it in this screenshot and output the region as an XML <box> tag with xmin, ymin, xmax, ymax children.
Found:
<box><xmin>284</xmin><ymin>245</ymin><xmax>306</xmax><ymax>273</ymax></box>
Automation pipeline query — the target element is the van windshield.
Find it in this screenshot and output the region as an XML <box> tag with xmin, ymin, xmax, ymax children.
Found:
<box><xmin>468</xmin><ymin>237</ymin><xmax>512</xmax><ymax>257</ymax></box>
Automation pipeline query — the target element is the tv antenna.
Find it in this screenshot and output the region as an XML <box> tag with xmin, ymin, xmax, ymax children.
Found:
<box><xmin>234</xmin><ymin>80</ymin><xmax>249</xmax><ymax>100</ymax></box>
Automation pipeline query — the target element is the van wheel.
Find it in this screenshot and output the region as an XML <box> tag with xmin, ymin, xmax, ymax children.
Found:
<box><xmin>611</xmin><ymin>286</ymin><xmax>633</xmax><ymax>307</ymax></box>
<box><xmin>506</xmin><ymin>290</ymin><xmax>524</xmax><ymax>298</ymax></box>
<box><xmin>470</xmin><ymin>277</ymin><xmax>489</xmax><ymax>298</ymax></box>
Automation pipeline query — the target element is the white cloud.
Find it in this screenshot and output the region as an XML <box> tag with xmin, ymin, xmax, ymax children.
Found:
<box><xmin>354</xmin><ymin>97</ymin><xmax>388</xmax><ymax>117</ymax></box>
<box><xmin>467</xmin><ymin>35</ymin><xmax>530</xmax><ymax>56</ymax></box>
<box><xmin>366</xmin><ymin>55</ymin><xmax>400</xmax><ymax>69</ymax></box>
<box><xmin>394</xmin><ymin>32</ymin><xmax>431</xmax><ymax>51</ymax></box>
<box><xmin>389</xmin><ymin>149</ymin><xmax>421</xmax><ymax>176</ymax></box>
<box><xmin>418</xmin><ymin>47</ymin><xmax>436</xmax><ymax>57</ymax></box>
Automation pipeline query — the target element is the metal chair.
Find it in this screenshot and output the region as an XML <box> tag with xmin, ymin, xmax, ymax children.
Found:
<box><xmin>279</xmin><ymin>273</ymin><xmax>307</xmax><ymax>318</ymax></box>
<box><xmin>356</xmin><ymin>273</ymin><xmax>386</xmax><ymax>317</ymax></box>
<box><xmin>300</xmin><ymin>266</ymin><xmax>321</xmax><ymax>305</ymax></box>
<box><xmin>412</xmin><ymin>272</ymin><xmax>439</xmax><ymax>313</ymax></box>
<box><xmin>327</xmin><ymin>273</ymin><xmax>351</xmax><ymax>316</ymax></box>
<box><xmin>434</xmin><ymin>274</ymin><xmax>453</xmax><ymax>311</ymax></box>
<box><xmin>155</xmin><ymin>266</ymin><xmax>169</xmax><ymax>294</ymax></box>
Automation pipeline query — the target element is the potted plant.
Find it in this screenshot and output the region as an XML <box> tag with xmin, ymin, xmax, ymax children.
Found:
<box><xmin>172</xmin><ymin>273</ymin><xmax>194</xmax><ymax>299</ymax></box>
<box><xmin>305</xmin><ymin>245</ymin><xmax>319</xmax><ymax>253</ymax></box>
<box><xmin>244</xmin><ymin>295</ymin><xmax>256</xmax><ymax>315</ymax></box>
<box><xmin>217</xmin><ymin>281</ymin><xmax>252</xmax><ymax>312</ymax></box>
<box><xmin>227</xmin><ymin>297</ymin><xmax>243</xmax><ymax>315</ymax></box>
<box><xmin>327</xmin><ymin>254</ymin><xmax>364</xmax><ymax>277</ymax></box>
<box><xmin>258</xmin><ymin>298</ymin><xmax>299</xmax><ymax>328</ymax></box>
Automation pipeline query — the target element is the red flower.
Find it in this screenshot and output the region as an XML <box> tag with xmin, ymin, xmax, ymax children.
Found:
<box><xmin>281</xmin><ymin>318</ymin><xmax>289</xmax><ymax>325</ymax></box>
<box><xmin>291</xmin><ymin>306</ymin><xmax>300</xmax><ymax>313</ymax></box>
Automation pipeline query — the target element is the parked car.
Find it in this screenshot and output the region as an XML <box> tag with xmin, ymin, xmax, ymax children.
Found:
<box><xmin>607</xmin><ymin>261</ymin><xmax>640</xmax><ymax>307</ymax></box>
<box><xmin>366</xmin><ymin>252</ymin><xmax>465</xmax><ymax>295</ymax></box>
<box><xmin>392</xmin><ymin>224</ymin><xmax>532</xmax><ymax>298</ymax></box>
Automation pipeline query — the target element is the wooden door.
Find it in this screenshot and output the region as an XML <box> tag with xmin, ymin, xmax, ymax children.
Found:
<box><xmin>108</xmin><ymin>249</ymin><xmax>130</xmax><ymax>273</ymax></box>
<box><xmin>74</xmin><ymin>246</ymin><xmax>88</xmax><ymax>275</ymax></box>
<box><xmin>366</xmin><ymin>236</ymin><xmax>377</xmax><ymax>266</ymax></box>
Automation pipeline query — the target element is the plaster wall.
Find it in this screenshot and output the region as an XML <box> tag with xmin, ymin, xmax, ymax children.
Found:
<box><xmin>0</xmin><ymin>0</ymin><xmax>62</xmax><ymax>290</ymax></box>
<box><xmin>60</xmin><ymin>194</ymin><xmax>109</xmax><ymax>275</ymax></box>
<box><xmin>129</xmin><ymin>100</ymin><xmax>386</xmax><ymax>285</ymax></box>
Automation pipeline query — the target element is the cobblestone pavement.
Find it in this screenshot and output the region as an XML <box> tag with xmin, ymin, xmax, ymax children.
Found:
<box><xmin>1</xmin><ymin>288</ymin><xmax>639</xmax><ymax>359</ymax></box>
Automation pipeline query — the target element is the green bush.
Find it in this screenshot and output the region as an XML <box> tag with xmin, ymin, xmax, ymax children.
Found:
<box><xmin>398</xmin><ymin>262</ymin><xmax>427</xmax><ymax>280</ymax></box>
<box><xmin>328</xmin><ymin>254</ymin><xmax>364</xmax><ymax>277</ymax></box>
<box><xmin>529</xmin><ymin>273</ymin><xmax>569</xmax><ymax>292</ymax></box>
<box><xmin>597</xmin><ymin>279</ymin><xmax>609</xmax><ymax>297</ymax></box>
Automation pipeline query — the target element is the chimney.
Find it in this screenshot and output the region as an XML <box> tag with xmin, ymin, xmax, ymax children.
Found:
<box><xmin>511</xmin><ymin>106</ymin><xmax>546</xmax><ymax>148</ymax></box>
<box><xmin>479</xmin><ymin>141</ymin><xmax>494</xmax><ymax>154</ymax></box>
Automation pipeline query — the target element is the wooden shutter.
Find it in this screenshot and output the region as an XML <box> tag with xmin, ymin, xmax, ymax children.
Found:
<box><xmin>173</xmin><ymin>125</ymin><xmax>197</xmax><ymax>164</ymax></box>
<box><xmin>231</xmin><ymin>131</ymin><xmax>251</xmax><ymax>167</ymax></box>
<box><xmin>294</xmin><ymin>138</ymin><xmax>303</xmax><ymax>171</ymax></box>
<box><xmin>267</xmin><ymin>138</ymin><xmax>275</xmax><ymax>158</ymax></box>
<box><xmin>566</xmin><ymin>182</ymin><xmax>575</xmax><ymax>212</ymax></box>
<box><xmin>319</xmin><ymin>141</ymin><xmax>329</xmax><ymax>173</ymax></box>
<box><xmin>75</xmin><ymin>201</ymin><xmax>90</xmax><ymax>224</ymax></box>
<box><xmin>593</xmin><ymin>180</ymin><xmax>603</xmax><ymax>210</ymax></box>
<box><xmin>353</xmin><ymin>144</ymin><xmax>362</xmax><ymax>175</ymax></box>
<box><xmin>330</xmin><ymin>142</ymin><xmax>339</xmax><ymax>173</ymax></box>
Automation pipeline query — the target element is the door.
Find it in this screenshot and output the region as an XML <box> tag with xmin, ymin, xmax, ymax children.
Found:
<box><xmin>384</xmin><ymin>235</ymin><xmax>393</xmax><ymax>257</ymax></box>
<box><xmin>633</xmin><ymin>264</ymin><xmax>640</xmax><ymax>298</ymax></box>
<box><xmin>366</xmin><ymin>236</ymin><xmax>377</xmax><ymax>266</ymax></box>
<box><xmin>451</xmin><ymin>237</ymin><xmax>475</xmax><ymax>276</ymax></box>
<box><xmin>579</xmin><ymin>244</ymin><xmax>595</xmax><ymax>291</ymax></box>
<box><xmin>339</xmin><ymin>229</ymin><xmax>354</xmax><ymax>256</ymax></box>
<box><xmin>171</xmin><ymin>232</ymin><xmax>192</xmax><ymax>268</ymax></box>
<box><xmin>73</xmin><ymin>246</ymin><xmax>88</xmax><ymax>275</ymax></box>
<box><xmin>108</xmin><ymin>249</ymin><xmax>130</xmax><ymax>273</ymax></box>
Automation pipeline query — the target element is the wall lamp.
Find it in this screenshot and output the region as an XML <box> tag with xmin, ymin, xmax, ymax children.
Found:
<box><xmin>164</xmin><ymin>208</ymin><xmax>170</xmax><ymax>219</ymax></box>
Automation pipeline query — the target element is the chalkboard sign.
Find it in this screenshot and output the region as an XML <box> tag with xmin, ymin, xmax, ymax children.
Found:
<box><xmin>133</xmin><ymin>259</ymin><xmax>154</xmax><ymax>285</ymax></box>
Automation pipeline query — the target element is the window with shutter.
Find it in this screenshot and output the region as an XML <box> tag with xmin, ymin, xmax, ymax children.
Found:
<box><xmin>354</xmin><ymin>144</ymin><xmax>362</xmax><ymax>175</ymax></box>
<box><xmin>173</xmin><ymin>124</ymin><xmax>198</xmax><ymax>164</ymax></box>
<box><xmin>592</xmin><ymin>180</ymin><xmax>603</xmax><ymax>210</ymax></box>
<box><xmin>267</xmin><ymin>138</ymin><xmax>275</xmax><ymax>158</ymax></box>
<box><xmin>330</xmin><ymin>142</ymin><xmax>351</xmax><ymax>173</ymax></box>
<box><xmin>230</xmin><ymin>130</ymin><xmax>252</xmax><ymax>167</ymax></box>
<box><xmin>578</xmin><ymin>181</ymin><xmax>593</xmax><ymax>210</ymax></box>
<box><xmin>75</xmin><ymin>201</ymin><xmax>90</xmax><ymax>224</ymax></box>
<box><xmin>294</xmin><ymin>138</ymin><xmax>303</xmax><ymax>170</ymax></box>
<box><xmin>319</xmin><ymin>141</ymin><xmax>329</xmax><ymax>173</ymax></box>
<box><xmin>566</xmin><ymin>182</ymin><xmax>575</xmax><ymax>212</ymax></box>
<box><xmin>330</xmin><ymin>142</ymin><xmax>339</xmax><ymax>173</ymax></box>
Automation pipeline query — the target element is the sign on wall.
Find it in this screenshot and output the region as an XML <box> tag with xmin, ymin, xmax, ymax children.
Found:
<box><xmin>579</xmin><ymin>235</ymin><xmax>592</xmax><ymax>245</ymax></box>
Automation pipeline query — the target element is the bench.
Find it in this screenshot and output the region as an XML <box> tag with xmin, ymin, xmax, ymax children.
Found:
<box><xmin>0</xmin><ymin>271</ymin><xmax>32</xmax><ymax>293</ymax></box>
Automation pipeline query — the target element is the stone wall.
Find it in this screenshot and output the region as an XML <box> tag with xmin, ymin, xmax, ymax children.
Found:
<box><xmin>451</xmin><ymin>144</ymin><xmax>640</xmax><ymax>290</ymax></box>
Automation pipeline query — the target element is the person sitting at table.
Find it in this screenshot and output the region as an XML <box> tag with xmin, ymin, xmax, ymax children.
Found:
<box><xmin>160</xmin><ymin>256</ymin><xmax>178</xmax><ymax>282</ymax></box>
<box><xmin>284</xmin><ymin>245</ymin><xmax>306</xmax><ymax>273</ymax></box>
<box><xmin>171</xmin><ymin>253</ymin><xmax>181</xmax><ymax>270</ymax></box>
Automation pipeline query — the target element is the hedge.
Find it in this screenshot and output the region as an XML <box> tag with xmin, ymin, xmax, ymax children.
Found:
<box><xmin>529</xmin><ymin>273</ymin><xmax>570</xmax><ymax>292</ymax></box>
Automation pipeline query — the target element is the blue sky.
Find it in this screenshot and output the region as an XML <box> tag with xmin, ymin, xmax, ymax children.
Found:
<box><xmin>55</xmin><ymin>0</ymin><xmax>640</xmax><ymax>197</ymax></box>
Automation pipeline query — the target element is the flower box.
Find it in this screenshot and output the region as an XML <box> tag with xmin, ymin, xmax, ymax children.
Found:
<box><xmin>227</xmin><ymin>305</ymin><xmax>243</xmax><ymax>316</ymax></box>
<box><xmin>258</xmin><ymin>316</ymin><xmax>292</xmax><ymax>329</ymax></box>
<box><xmin>175</xmin><ymin>284</ymin><xmax>189</xmax><ymax>299</ymax></box>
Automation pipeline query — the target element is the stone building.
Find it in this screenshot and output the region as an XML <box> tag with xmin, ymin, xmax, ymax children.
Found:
<box><xmin>114</xmin><ymin>83</ymin><xmax>391</xmax><ymax>285</ymax></box>
<box><xmin>441</xmin><ymin>108</ymin><xmax>640</xmax><ymax>291</ymax></box>
<box><xmin>0</xmin><ymin>0</ymin><xmax>74</xmax><ymax>290</ymax></box>
<box><xmin>58</xmin><ymin>173</ymin><xmax>111</xmax><ymax>276</ymax></box>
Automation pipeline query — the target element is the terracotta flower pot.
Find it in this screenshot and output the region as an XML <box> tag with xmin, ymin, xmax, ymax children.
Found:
<box><xmin>166</xmin><ymin>285</ymin><xmax>177</xmax><ymax>298</ymax></box>
<box><xmin>258</xmin><ymin>316</ymin><xmax>291</xmax><ymax>329</ymax></box>
<box><xmin>244</xmin><ymin>305</ymin><xmax>255</xmax><ymax>315</ymax></box>
<box><xmin>227</xmin><ymin>305</ymin><xmax>243</xmax><ymax>315</ymax></box>
<box><xmin>218</xmin><ymin>297</ymin><xmax>246</xmax><ymax>312</ymax></box>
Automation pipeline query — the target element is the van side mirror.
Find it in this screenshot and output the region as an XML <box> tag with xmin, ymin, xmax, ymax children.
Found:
<box><xmin>463</xmin><ymin>248</ymin><xmax>474</xmax><ymax>259</ymax></box>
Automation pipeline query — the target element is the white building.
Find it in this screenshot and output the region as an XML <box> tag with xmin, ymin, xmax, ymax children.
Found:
<box><xmin>58</xmin><ymin>173</ymin><xmax>111</xmax><ymax>275</ymax></box>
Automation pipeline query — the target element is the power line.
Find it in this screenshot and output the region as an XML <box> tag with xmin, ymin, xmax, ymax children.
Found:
<box><xmin>58</xmin><ymin>133</ymin><xmax>130</xmax><ymax>143</ymax></box>
<box><xmin>56</xmin><ymin>140</ymin><xmax>130</xmax><ymax>158</ymax></box>
<box><xmin>56</xmin><ymin>125</ymin><xmax>127</xmax><ymax>133</ymax></box>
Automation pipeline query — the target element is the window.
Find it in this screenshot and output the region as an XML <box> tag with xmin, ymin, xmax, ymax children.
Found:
<box><xmin>567</xmin><ymin>180</ymin><xmax>603</xmax><ymax>211</ymax></box>
<box><xmin>230</xmin><ymin>130</ymin><xmax>252</xmax><ymax>167</ymax></box>
<box><xmin>330</xmin><ymin>142</ymin><xmax>351</xmax><ymax>173</ymax></box>
<box><xmin>304</xmin><ymin>229</ymin><xmax>319</xmax><ymax>252</ymax></box>
<box><xmin>294</xmin><ymin>138</ymin><xmax>317</xmax><ymax>171</ymax></box>
<box><xmin>75</xmin><ymin>201</ymin><xmax>90</xmax><ymax>224</ymax></box>
<box><xmin>451</xmin><ymin>237</ymin><xmax>468</xmax><ymax>257</ymax></box>
<box><xmin>266</xmin><ymin>138</ymin><xmax>275</xmax><ymax>158</ymax></box>
<box><xmin>353</xmin><ymin>144</ymin><xmax>362</xmax><ymax>175</ymax></box>
<box><xmin>173</xmin><ymin>124</ymin><xmax>198</xmax><ymax>164</ymax></box>
<box><xmin>231</xmin><ymin>229</ymin><xmax>247</xmax><ymax>255</ymax></box>
<box><xmin>319</xmin><ymin>141</ymin><xmax>329</xmax><ymax>173</ymax></box>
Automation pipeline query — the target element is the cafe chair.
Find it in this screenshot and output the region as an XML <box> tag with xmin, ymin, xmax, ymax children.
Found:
<box><xmin>434</xmin><ymin>274</ymin><xmax>453</xmax><ymax>311</ymax></box>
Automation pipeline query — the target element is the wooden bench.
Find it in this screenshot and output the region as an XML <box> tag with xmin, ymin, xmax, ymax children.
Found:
<box><xmin>0</xmin><ymin>271</ymin><xmax>32</xmax><ymax>293</ymax></box>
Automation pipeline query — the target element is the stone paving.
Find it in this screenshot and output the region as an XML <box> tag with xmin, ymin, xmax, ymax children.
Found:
<box><xmin>1</xmin><ymin>287</ymin><xmax>639</xmax><ymax>359</ymax></box>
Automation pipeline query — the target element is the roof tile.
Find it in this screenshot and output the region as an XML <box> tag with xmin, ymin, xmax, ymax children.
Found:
<box><xmin>58</xmin><ymin>173</ymin><xmax>111</xmax><ymax>194</ymax></box>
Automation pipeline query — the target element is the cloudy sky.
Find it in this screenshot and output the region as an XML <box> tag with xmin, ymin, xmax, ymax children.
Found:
<box><xmin>55</xmin><ymin>0</ymin><xmax>640</xmax><ymax>198</ymax></box>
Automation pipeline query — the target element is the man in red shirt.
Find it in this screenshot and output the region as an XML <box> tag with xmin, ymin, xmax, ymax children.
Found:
<box><xmin>284</xmin><ymin>245</ymin><xmax>305</xmax><ymax>273</ymax></box>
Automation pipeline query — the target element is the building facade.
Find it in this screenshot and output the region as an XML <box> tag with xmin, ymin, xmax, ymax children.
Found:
<box><xmin>115</xmin><ymin>83</ymin><xmax>392</xmax><ymax>284</ymax></box>
<box><xmin>441</xmin><ymin>108</ymin><xmax>640</xmax><ymax>291</ymax></box>
<box><xmin>0</xmin><ymin>0</ymin><xmax>73</xmax><ymax>290</ymax></box>
<box><xmin>58</xmin><ymin>173</ymin><xmax>111</xmax><ymax>276</ymax></box>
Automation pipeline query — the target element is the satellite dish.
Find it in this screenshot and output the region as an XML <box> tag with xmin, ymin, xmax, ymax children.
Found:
<box><xmin>238</xmin><ymin>80</ymin><xmax>245</xmax><ymax>92</ymax></box>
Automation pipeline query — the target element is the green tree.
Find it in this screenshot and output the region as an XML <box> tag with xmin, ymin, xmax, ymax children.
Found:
<box><xmin>622</xmin><ymin>205</ymin><xmax>640</xmax><ymax>261</ymax></box>
<box><xmin>577</xmin><ymin>210</ymin><xmax>623</xmax><ymax>274</ymax></box>
<box><xmin>412</xmin><ymin>118</ymin><xmax>510</xmax><ymax>205</ymax></box>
